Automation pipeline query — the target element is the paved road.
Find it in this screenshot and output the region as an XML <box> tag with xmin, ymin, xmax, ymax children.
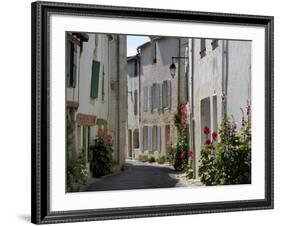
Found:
<box><xmin>83</xmin><ymin>160</ymin><xmax>178</xmax><ymax>192</ymax></box>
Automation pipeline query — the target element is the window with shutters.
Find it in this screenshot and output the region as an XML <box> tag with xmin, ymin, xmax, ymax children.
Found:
<box><xmin>200</xmin><ymin>38</ymin><xmax>206</xmax><ymax>58</ymax></box>
<box><xmin>143</xmin><ymin>86</ymin><xmax>148</xmax><ymax>112</ymax></box>
<box><xmin>134</xmin><ymin>90</ymin><xmax>138</xmax><ymax>115</ymax></box>
<box><xmin>66</xmin><ymin>40</ymin><xmax>78</xmax><ymax>88</ymax></box>
<box><xmin>90</xmin><ymin>60</ymin><xmax>101</xmax><ymax>98</ymax></box>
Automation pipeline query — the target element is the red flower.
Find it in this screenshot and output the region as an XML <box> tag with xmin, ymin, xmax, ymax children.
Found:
<box><xmin>188</xmin><ymin>150</ymin><xmax>193</xmax><ymax>157</ymax></box>
<box><xmin>205</xmin><ymin>139</ymin><xmax>211</xmax><ymax>145</ymax></box>
<box><xmin>212</xmin><ymin>131</ymin><xmax>218</xmax><ymax>141</ymax></box>
<box><xmin>203</xmin><ymin>126</ymin><xmax>210</xmax><ymax>134</ymax></box>
<box><xmin>179</xmin><ymin>153</ymin><xmax>185</xmax><ymax>160</ymax></box>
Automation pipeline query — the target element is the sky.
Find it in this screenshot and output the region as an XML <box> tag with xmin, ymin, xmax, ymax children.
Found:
<box><xmin>127</xmin><ymin>35</ymin><xmax>150</xmax><ymax>57</ymax></box>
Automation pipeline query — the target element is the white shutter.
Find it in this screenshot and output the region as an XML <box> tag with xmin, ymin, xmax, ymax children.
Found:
<box><xmin>167</xmin><ymin>80</ymin><xmax>172</xmax><ymax>109</ymax></box>
<box><xmin>157</xmin><ymin>126</ymin><xmax>161</xmax><ymax>152</ymax></box>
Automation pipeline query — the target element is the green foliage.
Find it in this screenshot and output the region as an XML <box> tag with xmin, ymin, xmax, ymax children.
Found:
<box><xmin>199</xmin><ymin>104</ymin><xmax>251</xmax><ymax>186</ymax></box>
<box><xmin>156</xmin><ymin>156</ymin><xmax>166</xmax><ymax>164</ymax></box>
<box><xmin>67</xmin><ymin>154</ymin><xmax>88</xmax><ymax>192</ymax></box>
<box><xmin>138</xmin><ymin>154</ymin><xmax>149</xmax><ymax>162</ymax></box>
<box><xmin>90</xmin><ymin>135</ymin><xmax>113</xmax><ymax>177</ymax></box>
<box><xmin>184</xmin><ymin>163</ymin><xmax>194</xmax><ymax>179</ymax></box>
<box><xmin>148</xmin><ymin>155</ymin><xmax>156</xmax><ymax>163</ymax></box>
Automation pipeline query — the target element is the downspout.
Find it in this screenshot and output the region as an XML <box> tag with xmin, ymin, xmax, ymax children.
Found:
<box><xmin>116</xmin><ymin>35</ymin><xmax>120</xmax><ymax>164</ymax></box>
<box><xmin>137</xmin><ymin>48</ymin><xmax>141</xmax><ymax>124</ymax></box>
<box><xmin>191</xmin><ymin>39</ymin><xmax>196</xmax><ymax>177</ymax></box>
<box><xmin>225</xmin><ymin>40</ymin><xmax>229</xmax><ymax>114</ymax></box>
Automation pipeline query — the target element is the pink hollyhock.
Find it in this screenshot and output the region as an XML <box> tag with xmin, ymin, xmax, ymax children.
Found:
<box><xmin>212</xmin><ymin>131</ymin><xmax>218</xmax><ymax>141</ymax></box>
<box><xmin>203</xmin><ymin>126</ymin><xmax>210</xmax><ymax>134</ymax></box>
<box><xmin>211</xmin><ymin>144</ymin><xmax>216</xmax><ymax>150</ymax></box>
<box><xmin>205</xmin><ymin>139</ymin><xmax>211</xmax><ymax>145</ymax></box>
<box><xmin>188</xmin><ymin>150</ymin><xmax>193</xmax><ymax>157</ymax></box>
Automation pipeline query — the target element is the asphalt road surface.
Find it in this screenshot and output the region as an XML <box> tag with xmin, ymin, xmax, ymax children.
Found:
<box><xmin>83</xmin><ymin>160</ymin><xmax>178</xmax><ymax>192</ymax></box>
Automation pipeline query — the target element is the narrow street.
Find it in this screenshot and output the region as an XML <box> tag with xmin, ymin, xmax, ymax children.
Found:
<box><xmin>84</xmin><ymin>160</ymin><xmax>181</xmax><ymax>192</ymax></box>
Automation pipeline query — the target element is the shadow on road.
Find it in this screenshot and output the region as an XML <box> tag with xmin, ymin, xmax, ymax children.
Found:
<box><xmin>83</xmin><ymin>162</ymin><xmax>178</xmax><ymax>192</ymax></box>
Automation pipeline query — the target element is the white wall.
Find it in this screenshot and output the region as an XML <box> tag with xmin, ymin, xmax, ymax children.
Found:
<box><xmin>0</xmin><ymin>1</ymin><xmax>279</xmax><ymax>226</ymax></box>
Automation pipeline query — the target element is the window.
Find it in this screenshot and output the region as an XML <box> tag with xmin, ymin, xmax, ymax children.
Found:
<box><xmin>66</xmin><ymin>40</ymin><xmax>78</xmax><ymax>87</ymax></box>
<box><xmin>153</xmin><ymin>41</ymin><xmax>157</xmax><ymax>63</ymax></box>
<box><xmin>162</xmin><ymin>80</ymin><xmax>172</xmax><ymax>109</ymax></box>
<box><xmin>90</xmin><ymin>60</ymin><xmax>101</xmax><ymax>98</ymax></box>
<box><xmin>143</xmin><ymin>86</ymin><xmax>148</xmax><ymax>112</ymax></box>
<box><xmin>134</xmin><ymin>90</ymin><xmax>138</xmax><ymax>115</ymax></box>
<box><xmin>212</xmin><ymin>95</ymin><xmax>218</xmax><ymax>132</ymax></box>
<box><xmin>134</xmin><ymin>59</ymin><xmax>138</xmax><ymax>76</ymax></box>
<box><xmin>200</xmin><ymin>39</ymin><xmax>206</xmax><ymax>58</ymax></box>
<box><xmin>157</xmin><ymin>126</ymin><xmax>161</xmax><ymax>152</ymax></box>
<box><xmin>133</xmin><ymin>129</ymin><xmax>139</xmax><ymax>148</ymax></box>
<box><xmin>211</xmin><ymin>39</ymin><xmax>218</xmax><ymax>50</ymax></box>
<box><xmin>152</xmin><ymin>83</ymin><xmax>157</xmax><ymax>110</ymax></box>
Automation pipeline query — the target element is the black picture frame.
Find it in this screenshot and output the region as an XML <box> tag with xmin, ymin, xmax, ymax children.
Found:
<box><xmin>31</xmin><ymin>1</ymin><xmax>274</xmax><ymax>224</ymax></box>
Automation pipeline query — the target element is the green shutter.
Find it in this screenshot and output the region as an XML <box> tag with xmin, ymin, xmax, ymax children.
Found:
<box><xmin>90</xmin><ymin>60</ymin><xmax>100</xmax><ymax>98</ymax></box>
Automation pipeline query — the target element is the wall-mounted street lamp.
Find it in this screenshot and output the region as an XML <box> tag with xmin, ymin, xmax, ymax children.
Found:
<box><xmin>169</xmin><ymin>56</ymin><xmax>188</xmax><ymax>78</ymax></box>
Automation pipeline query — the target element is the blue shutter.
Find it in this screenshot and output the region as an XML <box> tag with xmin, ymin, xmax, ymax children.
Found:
<box><xmin>143</xmin><ymin>87</ymin><xmax>148</xmax><ymax>112</ymax></box>
<box><xmin>157</xmin><ymin>126</ymin><xmax>161</xmax><ymax>152</ymax></box>
<box><xmin>167</xmin><ymin>80</ymin><xmax>172</xmax><ymax>109</ymax></box>
<box><xmin>159</xmin><ymin>83</ymin><xmax>162</xmax><ymax>111</ymax></box>
<box><xmin>148</xmin><ymin>127</ymin><xmax>152</xmax><ymax>152</ymax></box>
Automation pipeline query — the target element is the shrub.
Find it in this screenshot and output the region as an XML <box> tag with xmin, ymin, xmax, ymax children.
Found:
<box><xmin>199</xmin><ymin>103</ymin><xmax>251</xmax><ymax>185</ymax></box>
<box><xmin>138</xmin><ymin>154</ymin><xmax>149</xmax><ymax>162</ymax></box>
<box><xmin>67</xmin><ymin>154</ymin><xmax>88</xmax><ymax>192</ymax></box>
<box><xmin>148</xmin><ymin>155</ymin><xmax>156</xmax><ymax>163</ymax></box>
<box><xmin>156</xmin><ymin>156</ymin><xmax>166</xmax><ymax>164</ymax></box>
<box><xmin>90</xmin><ymin>130</ymin><xmax>113</xmax><ymax>177</ymax></box>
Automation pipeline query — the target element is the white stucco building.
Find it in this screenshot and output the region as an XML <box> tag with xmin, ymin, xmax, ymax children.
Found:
<box><xmin>127</xmin><ymin>37</ymin><xmax>188</xmax><ymax>159</ymax></box>
<box><xmin>66</xmin><ymin>32</ymin><xmax>127</xmax><ymax>175</ymax></box>
<box><xmin>186</xmin><ymin>38</ymin><xmax>251</xmax><ymax>177</ymax></box>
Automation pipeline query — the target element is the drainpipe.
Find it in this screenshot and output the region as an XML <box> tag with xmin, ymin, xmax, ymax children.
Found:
<box><xmin>116</xmin><ymin>35</ymin><xmax>120</xmax><ymax>164</ymax></box>
<box><xmin>222</xmin><ymin>40</ymin><xmax>229</xmax><ymax>117</ymax></box>
<box><xmin>190</xmin><ymin>38</ymin><xmax>196</xmax><ymax>178</ymax></box>
<box><xmin>225</xmin><ymin>40</ymin><xmax>229</xmax><ymax>114</ymax></box>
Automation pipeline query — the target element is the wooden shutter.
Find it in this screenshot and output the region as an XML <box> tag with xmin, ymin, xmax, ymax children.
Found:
<box><xmin>143</xmin><ymin>87</ymin><xmax>148</xmax><ymax>112</ymax></box>
<box><xmin>148</xmin><ymin>127</ymin><xmax>152</xmax><ymax>152</ymax></box>
<box><xmin>159</xmin><ymin>83</ymin><xmax>162</xmax><ymax>110</ymax></box>
<box><xmin>134</xmin><ymin>90</ymin><xmax>138</xmax><ymax>115</ymax></box>
<box><xmin>90</xmin><ymin>60</ymin><xmax>101</xmax><ymax>98</ymax></box>
<box><xmin>167</xmin><ymin>80</ymin><xmax>172</xmax><ymax>109</ymax></box>
<box><xmin>157</xmin><ymin>126</ymin><xmax>161</xmax><ymax>152</ymax></box>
